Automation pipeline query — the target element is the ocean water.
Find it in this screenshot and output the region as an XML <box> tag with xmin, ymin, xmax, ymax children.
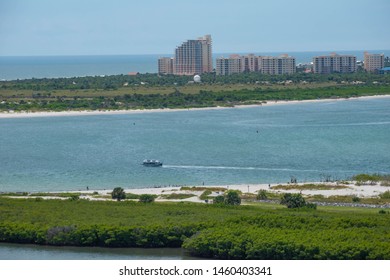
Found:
<box><xmin>0</xmin><ymin>54</ymin><xmax>161</xmax><ymax>80</ymax></box>
<box><xmin>0</xmin><ymin>97</ymin><xmax>389</xmax><ymax>192</ymax></box>
<box><xmin>1</xmin><ymin>50</ymin><xmax>389</xmax><ymax>80</ymax></box>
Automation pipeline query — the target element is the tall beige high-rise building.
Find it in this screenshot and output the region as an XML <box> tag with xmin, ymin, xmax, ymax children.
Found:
<box><xmin>313</xmin><ymin>53</ymin><xmax>357</xmax><ymax>74</ymax></box>
<box><xmin>364</xmin><ymin>52</ymin><xmax>384</xmax><ymax>72</ymax></box>
<box><xmin>174</xmin><ymin>35</ymin><xmax>212</xmax><ymax>75</ymax></box>
<box><xmin>158</xmin><ymin>57</ymin><xmax>174</xmax><ymax>75</ymax></box>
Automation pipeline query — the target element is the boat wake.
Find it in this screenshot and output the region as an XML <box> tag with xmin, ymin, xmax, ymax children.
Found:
<box><xmin>163</xmin><ymin>165</ymin><xmax>340</xmax><ymax>173</ymax></box>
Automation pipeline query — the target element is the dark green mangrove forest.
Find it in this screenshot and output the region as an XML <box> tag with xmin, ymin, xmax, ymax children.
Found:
<box><xmin>0</xmin><ymin>197</ymin><xmax>389</xmax><ymax>259</ymax></box>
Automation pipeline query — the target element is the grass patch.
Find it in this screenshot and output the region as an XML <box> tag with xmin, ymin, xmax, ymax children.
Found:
<box><xmin>0</xmin><ymin>192</ymin><xmax>29</xmax><ymax>197</ymax></box>
<box><xmin>160</xmin><ymin>193</ymin><xmax>196</xmax><ymax>200</ymax></box>
<box><xmin>30</xmin><ymin>192</ymin><xmax>86</xmax><ymax>198</ymax></box>
<box><xmin>180</xmin><ymin>186</ymin><xmax>227</xmax><ymax>192</ymax></box>
<box><xmin>270</xmin><ymin>184</ymin><xmax>349</xmax><ymax>191</ymax></box>
<box><xmin>379</xmin><ymin>191</ymin><xmax>390</xmax><ymax>199</ymax></box>
<box><xmin>125</xmin><ymin>193</ymin><xmax>140</xmax><ymax>200</ymax></box>
<box><xmin>241</xmin><ymin>193</ymin><xmax>257</xmax><ymax>200</ymax></box>
<box><xmin>199</xmin><ymin>190</ymin><xmax>212</xmax><ymax>200</ymax></box>
<box><xmin>306</xmin><ymin>194</ymin><xmax>390</xmax><ymax>205</ymax></box>
<box><xmin>353</xmin><ymin>173</ymin><xmax>390</xmax><ymax>186</ymax></box>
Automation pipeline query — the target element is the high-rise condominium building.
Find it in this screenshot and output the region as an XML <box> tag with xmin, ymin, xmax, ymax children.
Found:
<box><xmin>313</xmin><ymin>53</ymin><xmax>357</xmax><ymax>74</ymax></box>
<box><xmin>174</xmin><ymin>35</ymin><xmax>212</xmax><ymax>75</ymax></box>
<box><xmin>216</xmin><ymin>55</ymin><xmax>242</xmax><ymax>75</ymax></box>
<box><xmin>241</xmin><ymin>54</ymin><xmax>258</xmax><ymax>72</ymax></box>
<box><xmin>216</xmin><ymin>54</ymin><xmax>296</xmax><ymax>75</ymax></box>
<box><xmin>364</xmin><ymin>52</ymin><xmax>384</xmax><ymax>72</ymax></box>
<box><xmin>259</xmin><ymin>55</ymin><xmax>296</xmax><ymax>75</ymax></box>
<box><xmin>158</xmin><ymin>57</ymin><xmax>174</xmax><ymax>75</ymax></box>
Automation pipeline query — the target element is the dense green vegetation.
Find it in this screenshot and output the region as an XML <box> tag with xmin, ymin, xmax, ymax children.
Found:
<box><xmin>138</xmin><ymin>194</ymin><xmax>156</xmax><ymax>203</ymax></box>
<box><xmin>256</xmin><ymin>190</ymin><xmax>269</xmax><ymax>200</ymax></box>
<box><xmin>1</xmin><ymin>72</ymin><xmax>390</xmax><ymax>91</ymax></box>
<box><xmin>352</xmin><ymin>174</ymin><xmax>390</xmax><ymax>186</ymax></box>
<box><xmin>182</xmin><ymin>216</ymin><xmax>390</xmax><ymax>259</ymax></box>
<box><xmin>280</xmin><ymin>193</ymin><xmax>307</xmax><ymax>208</ymax></box>
<box><xmin>0</xmin><ymin>197</ymin><xmax>389</xmax><ymax>259</ymax></box>
<box><xmin>111</xmin><ymin>187</ymin><xmax>126</xmax><ymax>201</ymax></box>
<box><xmin>160</xmin><ymin>193</ymin><xmax>196</xmax><ymax>200</ymax></box>
<box><xmin>1</xmin><ymin>72</ymin><xmax>389</xmax><ymax>112</ymax></box>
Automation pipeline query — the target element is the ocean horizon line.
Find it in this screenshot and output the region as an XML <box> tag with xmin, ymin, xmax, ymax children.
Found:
<box><xmin>1</xmin><ymin>49</ymin><xmax>389</xmax><ymax>58</ymax></box>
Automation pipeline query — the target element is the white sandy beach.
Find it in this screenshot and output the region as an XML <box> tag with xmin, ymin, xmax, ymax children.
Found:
<box><xmin>7</xmin><ymin>182</ymin><xmax>389</xmax><ymax>204</ymax></box>
<box><xmin>1</xmin><ymin>94</ymin><xmax>390</xmax><ymax>119</ymax></box>
<box><xmin>118</xmin><ymin>182</ymin><xmax>389</xmax><ymax>200</ymax></box>
<box><xmin>40</xmin><ymin>182</ymin><xmax>388</xmax><ymax>204</ymax></box>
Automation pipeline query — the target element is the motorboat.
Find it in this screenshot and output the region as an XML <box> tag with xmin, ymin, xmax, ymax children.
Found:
<box><xmin>142</xmin><ymin>159</ymin><xmax>163</xmax><ymax>167</ymax></box>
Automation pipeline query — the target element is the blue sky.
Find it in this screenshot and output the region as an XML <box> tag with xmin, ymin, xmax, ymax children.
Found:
<box><xmin>0</xmin><ymin>0</ymin><xmax>389</xmax><ymax>56</ymax></box>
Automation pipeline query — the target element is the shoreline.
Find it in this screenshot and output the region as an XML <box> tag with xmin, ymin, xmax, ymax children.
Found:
<box><xmin>110</xmin><ymin>182</ymin><xmax>390</xmax><ymax>200</ymax></box>
<box><xmin>1</xmin><ymin>94</ymin><xmax>390</xmax><ymax>119</ymax></box>
<box><xmin>6</xmin><ymin>182</ymin><xmax>389</xmax><ymax>204</ymax></box>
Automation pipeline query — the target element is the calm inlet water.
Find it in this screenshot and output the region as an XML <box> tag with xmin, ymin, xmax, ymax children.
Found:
<box><xmin>1</xmin><ymin>97</ymin><xmax>389</xmax><ymax>193</ymax></box>
<box><xmin>0</xmin><ymin>243</ymin><xmax>196</xmax><ymax>260</ymax></box>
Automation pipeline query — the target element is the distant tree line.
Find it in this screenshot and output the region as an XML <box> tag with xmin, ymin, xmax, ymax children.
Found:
<box><xmin>1</xmin><ymin>84</ymin><xmax>390</xmax><ymax>112</ymax></box>
<box><xmin>1</xmin><ymin>72</ymin><xmax>390</xmax><ymax>91</ymax></box>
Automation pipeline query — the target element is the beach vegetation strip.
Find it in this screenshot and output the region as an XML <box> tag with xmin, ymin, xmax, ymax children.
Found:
<box><xmin>1</xmin><ymin>72</ymin><xmax>390</xmax><ymax>112</ymax></box>
<box><xmin>160</xmin><ymin>193</ymin><xmax>196</xmax><ymax>200</ymax></box>
<box><xmin>270</xmin><ymin>183</ymin><xmax>350</xmax><ymax>191</ymax></box>
<box><xmin>352</xmin><ymin>174</ymin><xmax>390</xmax><ymax>186</ymax></box>
<box><xmin>0</xmin><ymin>197</ymin><xmax>389</xmax><ymax>259</ymax></box>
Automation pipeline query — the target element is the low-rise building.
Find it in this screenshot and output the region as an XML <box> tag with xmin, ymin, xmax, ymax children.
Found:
<box><xmin>379</xmin><ymin>67</ymin><xmax>390</xmax><ymax>74</ymax></box>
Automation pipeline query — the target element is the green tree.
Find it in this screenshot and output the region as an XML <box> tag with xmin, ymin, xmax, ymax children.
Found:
<box><xmin>352</xmin><ymin>196</ymin><xmax>361</xmax><ymax>203</ymax></box>
<box><xmin>224</xmin><ymin>190</ymin><xmax>241</xmax><ymax>205</ymax></box>
<box><xmin>111</xmin><ymin>187</ymin><xmax>126</xmax><ymax>201</ymax></box>
<box><xmin>280</xmin><ymin>193</ymin><xmax>306</xmax><ymax>208</ymax></box>
<box><xmin>213</xmin><ymin>195</ymin><xmax>225</xmax><ymax>204</ymax></box>
<box><xmin>256</xmin><ymin>190</ymin><xmax>268</xmax><ymax>200</ymax></box>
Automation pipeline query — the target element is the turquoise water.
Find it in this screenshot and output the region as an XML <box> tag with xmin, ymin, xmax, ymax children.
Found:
<box><xmin>0</xmin><ymin>97</ymin><xmax>389</xmax><ymax>192</ymax></box>
<box><xmin>0</xmin><ymin>54</ymin><xmax>161</xmax><ymax>80</ymax></box>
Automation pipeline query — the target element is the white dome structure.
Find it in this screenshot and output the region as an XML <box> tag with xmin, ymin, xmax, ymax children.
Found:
<box><xmin>193</xmin><ymin>75</ymin><xmax>201</xmax><ymax>83</ymax></box>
